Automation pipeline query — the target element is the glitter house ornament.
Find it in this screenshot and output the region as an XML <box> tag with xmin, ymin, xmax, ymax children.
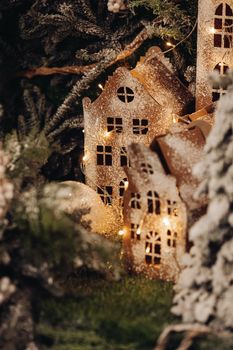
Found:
<box><xmin>196</xmin><ymin>0</ymin><xmax>233</xmax><ymax>109</ymax></box>
<box><xmin>123</xmin><ymin>121</ymin><xmax>212</xmax><ymax>281</ymax></box>
<box><xmin>83</xmin><ymin>47</ymin><xmax>193</xmax><ymax>225</ymax></box>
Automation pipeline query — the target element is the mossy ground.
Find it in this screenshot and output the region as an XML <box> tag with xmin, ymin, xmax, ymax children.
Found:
<box><xmin>36</xmin><ymin>276</ymin><xmax>233</xmax><ymax>350</ymax></box>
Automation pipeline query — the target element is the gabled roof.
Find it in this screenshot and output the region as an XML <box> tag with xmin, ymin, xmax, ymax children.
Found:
<box><xmin>83</xmin><ymin>46</ymin><xmax>194</xmax><ymax>117</ymax></box>
<box><xmin>130</xmin><ymin>46</ymin><xmax>194</xmax><ymax>116</ymax></box>
<box><xmin>150</xmin><ymin>120</ymin><xmax>211</xmax><ymax>210</ymax></box>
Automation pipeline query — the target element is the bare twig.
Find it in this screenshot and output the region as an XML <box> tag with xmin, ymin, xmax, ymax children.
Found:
<box><xmin>154</xmin><ymin>324</ymin><xmax>211</xmax><ymax>350</ymax></box>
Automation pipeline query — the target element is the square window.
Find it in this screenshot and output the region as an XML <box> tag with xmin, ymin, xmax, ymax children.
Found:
<box><xmin>97</xmin><ymin>186</ymin><xmax>113</xmax><ymax>205</ymax></box>
<box><xmin>167</xmin><ymin>230</ymin><xmax>177</xmax><ymax>248</ymax></box>
<box><xmin>107</xmin><ymin>117</ymin><xmax>123</xmax><ymax>133</ymax></box>
<box><xmin>167</xmin><ymin>200</ymin><xmax>178</xmax><ymax>216</ymax></box>
<box><xmin>133</xmin><ymin>119</ymin><xmax>148</xmax><ymax>135</ymax></box>
<box><xmin>97</xmin><ymin>145</ymin><xmax>112</xmax><ymax>166</ymax></box>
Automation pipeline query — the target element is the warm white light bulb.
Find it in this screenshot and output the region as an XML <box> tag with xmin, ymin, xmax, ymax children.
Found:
<box><xmin>146</xmin><ymin>246</ymin><xmax>150</xmax><ymax>254</ymax></box>
<box><xmin>163</xmin><ymin>217</ymin><xmax>170</xmax><ymax>227</ymax></box>
<box><xmin>83</xmin><ymin>155</ymin><xmax>88</xmax><ymax>162</ymax></box>
<box><xmin>118</xmin><ymin>228</ymin><xmax>125</xmax><ymax>236</ymax></box>
<box><xmin>124</xmin><ymin>181</ymin><xmax>129</xmax><ymax>190</ymax></box>
<box><xmin>136</xmin><ymin>228</ymin><xmax>141</xmax><ymax>235</ymax></box>
<box><xmin>104</xmin><ymin>130</ymin><xmax>111</xmax><ymax>138</ymax></box>
<box><xmin>98</xmin><ymin>83</ymin><xmax>104</xmax><ymax>90</ymax></box>
<box><xmin>210</xmin><ymin>27</ymin><xmax>216</xmax><ymax>34</ymax></box>
<box><xmin>166</xmin><ymin>42</ymin><xmax>174</xmax><ymax>47</ymax></box>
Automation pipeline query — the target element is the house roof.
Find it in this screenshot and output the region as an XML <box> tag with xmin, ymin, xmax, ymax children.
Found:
<box><xmin>83</xmin><ymin>46</ymin><xmax>194</xmax><ymax>119</ymax></box>
<box><xmin>130</xmin><ymin>46</ymin><xmax>194</xmax><ymax>116</ymax></box>
<box><xmin>178</xmin><ymin>103</ymin><xmax>215</xmax><ymax>125</ymax></box>
<box><xmin>150</xmin><ymin>120</ymin><xmax>211</xmax><ymax>210</ymax></box>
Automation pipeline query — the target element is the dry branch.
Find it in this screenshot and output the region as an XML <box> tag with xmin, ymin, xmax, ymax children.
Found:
<box><xmin>154</xmin><ymin>324</ymin><xmax>211</xmax><ymax>350</ymax></box>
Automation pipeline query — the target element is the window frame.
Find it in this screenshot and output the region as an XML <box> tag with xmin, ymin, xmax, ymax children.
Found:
<box><xmin>147</xmin><ymin>191</ymin><xmax>161</xmax><ymax>215</ymax></box>
<box><xmin>167</xmin><ymin>230</ymin><xmax>177</xmax><ymax>248</ymax></box>
<box><xmin>117</xmin><ymin>86</ymin><xmax>134</xmax><ymax>103</ymax></box>
<box><xmin>145</xmin><ymin>231</ymin><xmax>161</xmax><ymax>266</ymax></box>
<box><xmin>120</xmin><ymin>147</ymin><xmax>130</xmax><ymax>167</ymax></box>
<box><xmin>130</xmin><ymin>192</ymin><xmax>141</xmax><ymax>209</ymax></box>
<box><xmin>97</xmin><ymin>186</ymin><xmax>113</xmax><ymax>205</ymax></box>
<box><xmin>107</xmin><ymin>117</ymin><xmax>123</xmax><ymax>133</ymax></box>
<box><xmin>214</xmin><ymin>3</ymin><xmax>233</xmax><ymax>48</ymax></box>
<box><xmin>132</xmin><ymin>119</ymin><xmax>149</xmax><ymax>135</ymax></box>
<box><xmin>167</xmin><ymin>200</ymin><xmax>178</xmax><ymax>216</ymax></box>
<box><xmin>141</xmin><ymin>162</ymin><xmax>154</xmax><ymax>175</ymax></box>
<box><xmin>97</xmin><ymin>145</ymin><xmax>112</xmax><ymax>166</ymax></box>
<box><xmin>130</xmin><ymin>223</ymin><xmax>140</xmax><ymax>240</ymax></box>
<box><xmin>212</xmin><ymin>62</ymin><xmax>229</xmax><ymax>101</ymax></box>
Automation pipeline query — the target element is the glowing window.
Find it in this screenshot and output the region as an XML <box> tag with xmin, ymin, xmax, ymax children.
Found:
<box><xmin>147</xmin><ymin>191</ymin><xmax>161</xmax><ymax>214</ymax></box>
<box><xmin>97</xmin><ymin>186</ymin><xmax>113</xmax><ymax>205</ymax></box>
<box><xmin>97</xmin><ymin>145</ymin><xmax>112</xmax><ymax>166</ymax></box>
<box><xmin>117</xmin><ymin>87</ymin><xmax>134</xmax><ymax>103</ymax></box>
<box><xmin>214</xmin><ymin>3</ymin><xmax>233</xmax><ymax>48</ymax></box>
<box><xmin>130</xmin><ymin>192</ymin><xmax>141</xmax><ymax>209</ymax></box>
<box><xmin>212</xmin><ymin>62</ymin><xmax>229</xmax><ymax>101</ymax></box>
<box><xmin>130</xmin><ymin>223</ymin><xmax>140</xmax><ymax>240</ymax></box>
<box><xmin>145</xmin><ymin>231</ymin><xmax>161</xmax><ymax>265</ymax></box>
<box><xmin>107</xmin><ymin>117</ymin><xmax>123</xmax><ymax>133</ymax></box>
<box><xmin>132</xmin><ymin>119</ymin><xmax>148</xmax><ymax>134</ymax></box>
<box><xmin>167</xmin><ymin>230</ymin><xmax>177</xmax><ymax>248</ymax></box>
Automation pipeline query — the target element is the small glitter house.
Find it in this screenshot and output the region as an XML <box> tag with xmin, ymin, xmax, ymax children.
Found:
<box><xmin>196</xmin><ymin>0</ymin><xmax>233</xmax><ymax>110</ymax></box>
<box><xmin>82</xmin><ymin>47</ymin><xmax>193</xmax><ymax>224</ymax></box>
<box><xmin>123</xmin><ymin>120</ymin><xmax>211</xmax><ymax>281</ymax></box>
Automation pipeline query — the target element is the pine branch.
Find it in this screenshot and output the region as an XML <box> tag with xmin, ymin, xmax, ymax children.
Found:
<box><xmin>47</xmin><ymin>118</ymin><xmax>83</xmax><ymax>142</ymax></box>
<box><xmin>45</xmin><ymin>52</ymin><xmax>116</xmax><ymax>135</ymax></box>
<box><xmin>19</xmin><ymin>26</ymin><xmax>150</xmax><ymax>79</ymax></box>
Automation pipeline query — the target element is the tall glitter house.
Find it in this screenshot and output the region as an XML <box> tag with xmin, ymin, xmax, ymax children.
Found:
<box><xmin>196</xmin><ymin>0</ymin><xmax>233</xmax><ymax>109</ymax></box>
<box><xmin>82</xmin><ymin>48</ymin><xmax>193</xmax><ymax>224</ymax></box>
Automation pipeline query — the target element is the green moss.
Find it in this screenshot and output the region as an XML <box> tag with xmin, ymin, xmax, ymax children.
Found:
<box><xmin>37</xmin><ymin>277</ymin><xmax>175</xmax><ymax>350</ymax></box>
<box><xmin>37</xmin><ymin>277</ymin><xmax>233</xmax><ymax>349</ymax></box>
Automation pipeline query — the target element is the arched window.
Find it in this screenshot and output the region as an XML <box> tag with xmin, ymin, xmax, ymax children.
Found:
<box><xmin>119</xmin><ymin>178</ymin><xmax>127</xmax><ymax>206</ymax></box>
<box><xmin>147</xmin><ymin>191</ymin><xmax>161</xmax><ymax>214</ymax></box>
<box><xmin>145</xmin><ymin>231</ymin><xmax>161</xmax><ymax>265</ymax></box>
<box><xmin>130</xmin><ymin>192</ymin><xmax>141</xmax><ymax>209</ymax></box>
<box><xmin>214</xmin><ymin>3</ymin><xmax>233</xmax><ymax>48</ymax></box>
<box><xmin>212</xmin><ymin>62</ymin><xmax>229</xmax><ymax>101</ymax></box>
